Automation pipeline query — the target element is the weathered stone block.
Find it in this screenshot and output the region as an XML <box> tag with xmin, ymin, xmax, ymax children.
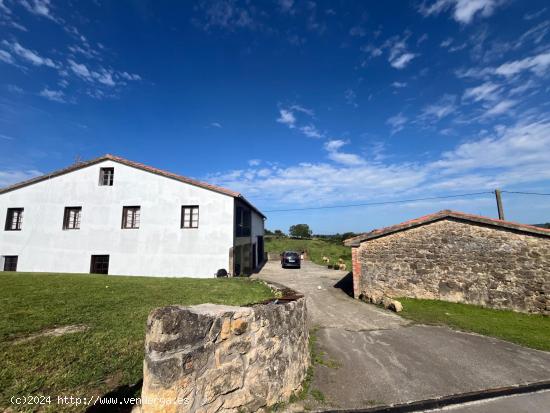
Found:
<box><xmin>140</xmin><ymin>290</ymin><xmax>309</xmax><ymax>412</ymax></box>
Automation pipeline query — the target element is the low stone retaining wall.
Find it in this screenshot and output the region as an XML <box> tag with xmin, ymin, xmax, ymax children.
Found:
<box><xmin>139</xmin><ymin>283</ymin><xmax>309</xmax><ymax>413</ymax></box>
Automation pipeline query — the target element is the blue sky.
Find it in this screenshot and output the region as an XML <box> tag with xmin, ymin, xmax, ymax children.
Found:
<box><xmin>1</xmin><ymin>0</ymin><xmax>550</xmax><ymax>233</ymax></box>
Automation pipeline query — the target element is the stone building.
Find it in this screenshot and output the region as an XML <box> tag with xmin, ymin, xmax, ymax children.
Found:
<box><xmin>344</xmin><ymin>210</ymin><xmax>550</xmax><ymax>315</ymax></box>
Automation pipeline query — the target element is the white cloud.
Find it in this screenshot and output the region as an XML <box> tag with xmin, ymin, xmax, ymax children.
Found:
<box><xmin>211</xmin><ymin>122</ymin><xmax>222</xmax><ymax>128</ymax></box>
<box><xmin>7</xmin><ymin>84</ymin><xmax>23</xmax><ymax>94</ymax></box>
<box><xmin>290</xmin><ymin>104</ymin><xmax>314</xmax><ymax>116</ymax></box>
<box><xmin>120</xmin><ymin>72</ymin><xmax>141</xmax><ymax>81</ymax></box>
<box><xmin>276</xmin><ymin>109</ymin><xmax>297</xmax><ymax>128</ymax></box>
<box><xmin>39</xmin><ymin>88</ymin><xmax>65</xmax><ymax>103</ymax></box>
<box><xmin>324</xmin><ymin>139</ymin><xmax>346</xmax><ymax>152</ymax></box>
<box><xmin>462</xmin><ymin>81</ymin><xmax>500</xmax><ymax>102</ymax></box>
<box><xmin>344</xmin><ymin>88</ymin><xmax>358</xmax><ymax>107</ymax></box>
<box><xmin>19</xmin><ymin>0</ymin><xmax>57</xmax><ymax>21</ymax></box>
<box><xmin>195</xmin><ymin>0</ymin><xmax>258</xmax><ymax>31</ymax></box>
<box><xmin>386</xmin><ymin>113</ymin><xmax>408</xmax><ymax>134</ymax></box>
<box><xmin>4</xmin><ymin>41</ymin><xmax>57</xmax><ymax>67</ymax></box>
<box><xmin>324</xmin><ymin>139</ymin><xmax>364</xmax><ymax>166</ymax></box>
<box><xmin>68</xmin><ymin>59</ymin><xmax>92</xmax><ymax>79</ymax></box>
<box><xmin>431</xmin><ymin>119</ymin><xmax>550</xmax><ymax>178</ymax></box>
<box><xmin>0</xmin><ymin>133</ymin><xmax>15</xmax><ymax>140</ymax></box>
<box><xmin>388</xmin><ymin>37</ymin><xmax>417</xmax><ymax>69</ymax></box>
<box><xmin>440</xmin><ymin>37</ymin><xmax>454</xmax><ymax>48</ymax></box>
<box><xmin>524</xmin><ymin>8</ymin><xmax>547</xmax><ymax>21</ymax></box>
<box><xmin>208</xmin><ymin>119</ymin><xmax>550</xmax><ymax>207</ymax></box>
<box><xmin>482</xmin><ymin>99</ymin><xmax>517</xmax><ymax>117</ymax></box>
<box><xmin>66</xmin><ymin>59</ymin><xmax>139</xmax><ymax>89</ymax></box>
<box><xmin>327</xmin><ymin>151</ymin><xmax>365</xmax><ymax>166</ymax></box>
<box><xmin>494</xmin><ymin>52</ymin><xmax>550</xmax><ymax>77</ymax></box>
<box><xmin>277</xmin><ymin>105</ymin><xmax>321</xmax><ymax>138</ymax></box>
<box><xmin>0</xmin><ymin>50</ymin><xmax>14</xmax><ymax>64</ymax></box>
<box><xmin>420</xmin><ymin>94</ymin><xmax>457</xmax><ymax>121</ymax></box>
<box><xmin>0</xmin><ymin>0</ymin><xmax>9</xmax><ymax>13</ymax></box>
<box><xmin>417</xmin><ymin>33</ymin><xmax>429</xmax><ymax>44</ymax></box>
<box><xmin>300</xmin><ymin>125</ymin><xmax>324</xmax><ymax>138</ymax></box>
<box><xmin>361</xmin><ymin>44</ymin><xmax>383</xmax><ymax>58</ymax></box>
<box><xmin>361</xmin><ymin>33</ymin><xmax>418</xmax><ymax>69</ymax></box>
<box><xmin>390</xmin><ymin>52</ymin><xmax>416</xmax><ymax>69</ymax></box>
<box><xmin>248</xmin><ymin>159</ymin><xmax>261</xmax><ymax>166</ymax></box>
<box><xmin>419</xmin><ymin>0</ymin><xmax>503</xmax><ymax>24</ymax></box>
<box><xmin>96</xmin><ymin>69</ymin><xmax>115</xmax><ymax>86</ymax></box>
<box><xmin>0</xmin><ymin>169</ymin><xmax>42</xmax><ymax>187</ymax></box>
<box><xmin>278</xmin><ymin>0</ymin><xmax>295</xmax><ymax>14</ymax></box>
<box><xmin>1</xmin><ymin>19</ymin><xmax>140</xmax><ymax>102</ymax></box>
<box><xmin>391</xmin><ymin>81</ymin><xmax>407</xmax><ymax>88</ymax></box>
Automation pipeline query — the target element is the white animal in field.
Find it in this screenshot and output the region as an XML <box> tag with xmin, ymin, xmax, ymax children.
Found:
<box><xmin>339</xmin><ymin>263</ymin><xmax>347</xmax><ymax>271</ymax></box>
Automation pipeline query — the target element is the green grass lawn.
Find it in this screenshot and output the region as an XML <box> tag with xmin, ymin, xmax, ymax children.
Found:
<box><xmin>398</xmin><ymin>298</ymin><xmax>550</xmax><ymax>351</ymax></box>
<box><xmin>0</xmin><ymin>272</ymin><xmax>273</xmax><ymax>411</ymax></box>
<box><xmin>265</xmin><ymin>237</ymin><xmax>351</xmax><ymax>270</ymax></box>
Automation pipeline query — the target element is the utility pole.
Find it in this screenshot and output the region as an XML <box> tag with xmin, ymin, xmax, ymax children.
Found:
<box><xmin>495</xmin><ymin>189</ymin><xmax>505</xmax><ymax>220</ymax></box>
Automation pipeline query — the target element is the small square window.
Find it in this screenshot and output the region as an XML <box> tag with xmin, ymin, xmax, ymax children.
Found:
<box><xmin>3</xmin><ymin>256</ymin><xmax>18</xmax><ymax>271</ymax></box>
<box><xmin>122</xmin><ymin>206</ymin><xmax>140</xmax><ymax>229</ymax></box>
<box><xmin>5</xmin><ymin>208</ymin><xmax>23</xmax><ymax>231</ymax></box>
<box><xmin>181</xmin><ymin>206</ymin><xmax>199</xmax><ymax>229</ymax></box>
<box><xmin>63</xmin><ymin>207</ymin><xmax>82</xmax><ymax>230</ymax></box>
<box><xmin>99</xmin><ymin>167</ymin><xmax>114</xmax><ymax>186</ymax></box>
<box><xmin>90</xmin><ymin>255</ymin><xmax>109</xmax><ymax>274</ymax></box>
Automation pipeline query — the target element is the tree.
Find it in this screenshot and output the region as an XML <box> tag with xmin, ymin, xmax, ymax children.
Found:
<box><xmin>289</xmin><ymin>224</ymin><xmax>312</xmax><ymax>238</ymax></box>
<box><xmin>273</xmin><ymin>229</ymin><xmax>286</xmax><ymax>237</ymax></box>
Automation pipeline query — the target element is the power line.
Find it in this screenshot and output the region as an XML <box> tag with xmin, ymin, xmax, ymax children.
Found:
<box><xmin>263</xmin><ymin>191</ymin><xmax>493</xmax><ymax>213</ymax></box>
<box><xmin>501</xmin><ymin>190</ymin><xmax>550</xmax><ymax>196</ymax></box>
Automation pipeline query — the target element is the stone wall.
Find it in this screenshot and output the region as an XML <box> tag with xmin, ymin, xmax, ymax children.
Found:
<box><xmin>139</xmin><ymin>288</ymin><xmax>309</xmax><ymax>413</ymax></box>
<box><xmin>354</xmin><ymin>219</ymin><xmax>549</xmax><ymax>315</ymax></box>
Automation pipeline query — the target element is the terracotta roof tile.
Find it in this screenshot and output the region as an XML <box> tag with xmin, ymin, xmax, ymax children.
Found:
<box><xmin>0</xmin><ymin>154</ymin><xmax>265</xmax><ymax>218</ymax></box>
<box><xmin>344</xmin><ymin>209</ymin><xmax>550</xmax><ymax>246</ymax></box>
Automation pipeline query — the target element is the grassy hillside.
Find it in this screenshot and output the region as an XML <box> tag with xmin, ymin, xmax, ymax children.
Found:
<box><xmin>0</xmin><ymin>272</ymin><xmax>273</xmax><ymax>411</ymax></box>
<box><xmin>265</xmin><ymin>237</ymin><xmax>352</xmax><ymax>270</ymax></box>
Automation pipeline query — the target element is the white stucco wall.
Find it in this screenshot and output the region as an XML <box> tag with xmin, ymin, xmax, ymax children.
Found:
<box><xmin>0</xmin><ymin>160</ymin><xmax>235</xmax><ymax>277</ymax></box>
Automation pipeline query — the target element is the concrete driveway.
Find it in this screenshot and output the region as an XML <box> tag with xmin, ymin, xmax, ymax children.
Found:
<box><xmin>255</xmin><ymin>260</ymin><xmax>550</xmax><ymax>411</ymax></box>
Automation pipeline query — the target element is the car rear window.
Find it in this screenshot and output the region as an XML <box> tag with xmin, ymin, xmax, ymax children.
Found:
<box><xmin>284</xmin><ymin>252</ymin><xmax>299</xmax><ymax>259</ymax></box>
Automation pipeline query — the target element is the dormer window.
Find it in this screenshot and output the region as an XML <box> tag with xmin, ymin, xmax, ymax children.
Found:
<box><xmin>99</xmin><ymin>167</ymin><xmax>114</xmax><ymax>186</ymax></box>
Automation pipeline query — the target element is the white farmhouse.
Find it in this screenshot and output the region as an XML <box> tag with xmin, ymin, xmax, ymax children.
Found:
<box><xmin>0</xmin><ymin>154</ymin><xmax>266</xmax><ymax>277</ymax></box>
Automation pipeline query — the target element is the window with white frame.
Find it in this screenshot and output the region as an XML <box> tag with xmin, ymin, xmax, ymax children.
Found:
<box><xmin>122</xmin><ymin>206</ymin><xmax>140</xmax><ymax>229</ymax></box>
<box><xmin>181</xmin><ymin>206</ymin><xmax>199</xmax><ymax>228</ymax></box>
<box><xmin>5</xmin><ymin>208</ymin><xmax>23</xmax><ymax>231</ymax></box>
<box><xmin>99</xmin><ymin>167</ymin><xmax>114</xmax><ymax>186</ymax></box>
<box><xmin>63</xmin><ymin>207</ymin><xmax>82</xmax><ymax>230</ymax></box>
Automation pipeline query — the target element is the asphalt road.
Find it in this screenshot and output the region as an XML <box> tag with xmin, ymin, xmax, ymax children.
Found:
<box><xmin>256</xmin><ymin>260</ymin><xmax>550</xmax><ymax>411</ymax></box>
<box><xmin>425</xmin><ymin>390</ymin><xmax>550</xmax><ymax>413</ymax></box>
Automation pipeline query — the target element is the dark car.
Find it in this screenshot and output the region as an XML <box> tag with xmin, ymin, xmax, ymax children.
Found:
<box><xmin>281</xmin><ymin>251</ymin><xmax>301</xmax><ymax>269</ymax></box>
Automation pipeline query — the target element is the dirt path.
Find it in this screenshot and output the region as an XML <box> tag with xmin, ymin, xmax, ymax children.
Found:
<box><xmin>256</xmin><ymin>260</ymin><xmax>550</xmax><ymax>411</ymax></box>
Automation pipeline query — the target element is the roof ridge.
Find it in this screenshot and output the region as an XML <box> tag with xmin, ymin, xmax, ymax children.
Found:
<box><xmin>0</xmin><ymin>154</ymin><xmax>260</xmax><ymax>209</ymax></box>
<box><xmin>344</xmin><ymin>209</ymin><xmax>550</xmax><ymax>246</ymax></box>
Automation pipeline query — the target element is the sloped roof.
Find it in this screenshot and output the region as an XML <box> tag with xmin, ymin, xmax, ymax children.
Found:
<box><xmin>0</xmin><ymin>154</ymin><xmax>266</xmax><ymax>219</ymax></box>
<box><xmin>344</xmin><ymin>209</ymin><xmax>550</xmax><ymax>246</ymax></box>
